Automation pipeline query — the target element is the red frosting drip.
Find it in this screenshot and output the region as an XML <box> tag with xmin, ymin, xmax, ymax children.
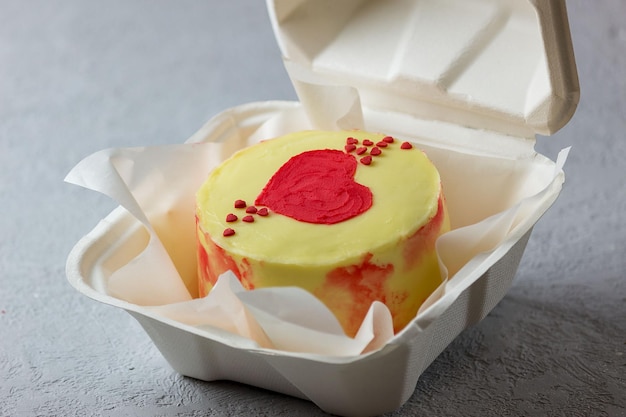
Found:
<box><xmin>318</xmin><ymin>253</ymin><xmax>396</xmax><ymax>336</ymax></box>
<box><xmin>197</xmin><ymin>226</ymin><xmax>255</xmax><ymax>293</ymax></box>
<box><xmin>255</xmin><ymin>149</ymin><xmax>373</xmax><ymax>224</ymax></box>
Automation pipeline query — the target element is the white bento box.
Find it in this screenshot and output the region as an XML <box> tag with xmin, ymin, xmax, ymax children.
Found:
<box><xmin>66</xmin><ymin>1</ymin><xmax>579</xmax><ymax>416</ymax></box>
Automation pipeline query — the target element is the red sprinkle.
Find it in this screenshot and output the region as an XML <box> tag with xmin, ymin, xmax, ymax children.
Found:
<box><xmin>257</xmin><ymin>207</ymin><xmax>269</xmax><ymax>216</ymax></box>
<box><xmin>242</xmin><ymin>215</ymin><xmax>255</xmax><ymax>223</ymax></box>
<box><xmin>370</xmin><ymin>147</ymin><xmax>382</xmax><ymax>156</ymax></box>
<box><xmin>360</xmin><ymin>155</ymin><xmax>373</xmax><ymax>165</ymax></box>
<box><xmin>346</xmin><ymin>137</ymin><xmax>358</xmax><ymax>145</ymax></box>
<box><xmin>223</xmin><ymin>228</ymin><xmax>235</xmax><ymax>237</ymax></box>
<box><xmin>246</xmin><ymin>206</ymin><xmax>258</xmax><ymax>214</ymax></box>
<box><xmin>401</xmin><ymin>141</ymin><xmax>413</xmax><ymax>149</ymax></box>
<box><xmin>362</xmin><ymin>139</ymin><xmax>374</xmax><ymax>146</ymax></box>
<box><xmin>382</xmin><ymin>136</ymin><xmax>394</xmax><ymax>143</ymax></box>
<box><xmin>356</xmin><ymin>146</ymin><xmax>368</xmax><ymax>155</ymax></box>
<box><xmin>345</xmin><ymin>144</ymin><xmax>357</xmax><ymax>153</ymax></box>
<box><xmin>226</xmin><ymin>213</ymin><xmax>238</xmax><ymax>222</ymax></box>
<box><xmin>234</xmin><ymin>199</ymin><xmax>246</xmax><ymax>208</ymax></box>
<box><xmin>375</xmin><ymin>141</ymin><xmax>388</xmax><ymax>148</ymax></box>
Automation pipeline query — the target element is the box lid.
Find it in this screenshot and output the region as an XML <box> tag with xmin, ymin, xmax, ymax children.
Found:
<box><xmin>267</xmin><ymin>0</ymin><xmax>579</xmax><ymax>138</ymax></box>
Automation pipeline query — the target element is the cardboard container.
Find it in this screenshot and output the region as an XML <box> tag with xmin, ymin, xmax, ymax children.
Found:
<box><xmin>66</xmin><ymin>1</ymin><xmax>578</xmax><ymax>416</ymax></box>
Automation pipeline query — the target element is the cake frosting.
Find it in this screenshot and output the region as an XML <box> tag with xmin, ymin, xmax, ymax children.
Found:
<box><xmin>196</xmin><ymin>130</ymin><xmax>449</xmax><ymax>337</ymax></box>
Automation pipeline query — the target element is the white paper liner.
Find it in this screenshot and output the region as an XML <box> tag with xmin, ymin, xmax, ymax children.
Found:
<box><xmin>65</xmin><ymin>91</ymin><xmax>568</xmax><ymax>357</ymax></box>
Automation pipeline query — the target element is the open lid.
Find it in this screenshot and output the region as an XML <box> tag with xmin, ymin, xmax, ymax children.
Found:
<box><xmin>267</xmin><ymin>0</ymin><xmax>579</xmax><ymax>138</ymax></box>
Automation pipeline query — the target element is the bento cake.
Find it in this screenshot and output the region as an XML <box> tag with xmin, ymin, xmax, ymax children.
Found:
<box><xmin>196</xmin><ymin>130</ymin><xmax>449</xmax><ymax>337</ymax></box>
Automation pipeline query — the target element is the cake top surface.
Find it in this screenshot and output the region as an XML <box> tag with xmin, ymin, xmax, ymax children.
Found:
<box><xmin>196</xmin><ymin>130</ymin><xmax>442</xmax><ymax>265</ymax></box>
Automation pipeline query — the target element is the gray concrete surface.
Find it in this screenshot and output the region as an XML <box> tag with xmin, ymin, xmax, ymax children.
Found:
<box><xmin>1</xmin><ymin>1</ymin><xmax>624</xmax><ymax>416</ymax></box>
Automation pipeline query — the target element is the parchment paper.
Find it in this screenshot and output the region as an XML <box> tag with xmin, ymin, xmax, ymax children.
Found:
<box><xmin>66</xmin><ymin>86</ymin><xmax>568</xmax><ymax>356</ymax></box>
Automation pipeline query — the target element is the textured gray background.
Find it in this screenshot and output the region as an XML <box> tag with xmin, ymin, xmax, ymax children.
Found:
<box><xmin>1</xmin><ymin>1</ymin><xmax>625</xmax><ymax>416</ymax></box>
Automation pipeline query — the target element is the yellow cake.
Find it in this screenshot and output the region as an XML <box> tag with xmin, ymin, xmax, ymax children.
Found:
<box><xmin>196</xmin><ymin>130</ymin><xmax>449</xmax><ymax>337</ymax></box>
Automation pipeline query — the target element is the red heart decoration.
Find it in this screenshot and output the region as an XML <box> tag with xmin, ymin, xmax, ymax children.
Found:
<box><xmin>255</xmin><ymin>149</ymin><xmax>372</xmax><ymax>224</ymax></box>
